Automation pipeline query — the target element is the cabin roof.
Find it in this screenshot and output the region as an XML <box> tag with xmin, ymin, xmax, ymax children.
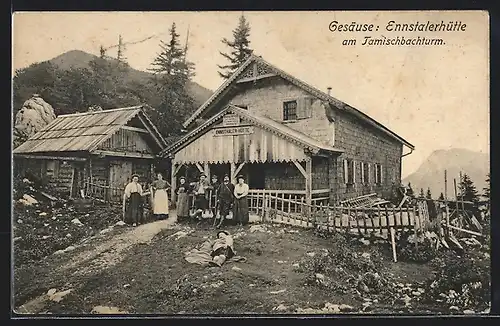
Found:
<box><xmin>160</xmin><ymin>105</ymin><xmax>344</xmax><ymax>158</ymax></box>
<box><xmin>183</xmin><ymin>54</ymin><xmax>414</xmax><ymax>150</ymax></box>
<box><xmin>13</xmin><ymin>105</ymin><xmax>167</xmax><ymax>154</ymax></box>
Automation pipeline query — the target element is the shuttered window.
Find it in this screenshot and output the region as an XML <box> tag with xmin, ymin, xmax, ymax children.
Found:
<box><xmin>343</xmin><ymin>159</ymin><xmax>355</xmax><ymax>184</ymax></box>
<box><xmin>375</xmin><ymin>163</ymin><xmax>383</xmax><ymax>184</ymax></box>
<box><xmin>283</xmin><ymin>100</ymin><xmax>298</xmax><ymax>121</ymax></box>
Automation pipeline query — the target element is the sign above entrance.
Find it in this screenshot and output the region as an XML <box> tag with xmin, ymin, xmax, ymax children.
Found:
<box><xmin>222</xmin><ymin>114</ymin><xmax>240</xmax><ymax>127</ymax></box>
<box><xmin>213</xmin><ymin>126</ymin><xmax>254</xmax><ymax>137</ymax></box>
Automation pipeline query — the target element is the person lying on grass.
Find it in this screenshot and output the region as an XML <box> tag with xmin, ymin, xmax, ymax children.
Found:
<box><xmin>209</xmin><ymin>230</ymin><xmax>235</xmax><ymax>267</ymax></box>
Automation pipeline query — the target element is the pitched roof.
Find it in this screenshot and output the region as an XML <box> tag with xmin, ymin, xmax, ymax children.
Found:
<box><xmin>183</xmin><ymin>54</ymin><xmax>414</xmax><ymax>150</ymax></box>
<box><xmin>13</xmin><ymin>105</ymin><xmax>168</xmax><ymax>154</ymax></box>
<box><xmin>161</xmin><ymin>105</ymin><xmax>344</xmax><ymax>157</ymax></box>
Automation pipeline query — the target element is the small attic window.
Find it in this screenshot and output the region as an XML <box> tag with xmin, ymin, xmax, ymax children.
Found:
<box><xmin>283</xmin><ymin>100</ymin><xmax>297</xmax><ymax>121</ymax></box>
<box><xmin>235</xmin><ymin>105</ymin><xmax>248</xmax><ymax>110</ymax></box>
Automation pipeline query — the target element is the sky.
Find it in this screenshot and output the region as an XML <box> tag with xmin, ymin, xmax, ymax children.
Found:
<box><xmin>12</xmin><ymin>11</ymin><xmax>489</xmax><ymax>178</ymax></box>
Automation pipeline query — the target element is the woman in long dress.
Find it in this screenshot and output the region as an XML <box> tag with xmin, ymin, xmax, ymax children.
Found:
<box><xmin>123</xmin><ymin>174</ymin><xmax>144</xmax><ymax>227</ymax></box>
<box><xmin>233</xmin><ymin>174</ymin><xmax>250</xmax><ymax>225</ymax></box>
<box><xmin>151</xmin><ymin>172</ymin><xmax>170</xmax><ymax>220</ymax></box>
<box><xmin>176</xmin><ymin>176</ymin><xmax>190</xmax><ymax>221</ymax></box>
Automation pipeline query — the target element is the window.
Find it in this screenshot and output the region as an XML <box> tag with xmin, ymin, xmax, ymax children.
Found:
<box><xmin>283</xmin><ymin>100</ymin><xmax>298</xmax><ymax>121</ymax></box>
<box><xmin>329</xmin><ymin>121</ymin><xmax>335</xmax><ymax>146</ymax></box>
<box><xmin>236</xmin><ymin>104</ymin><xmax>248</xmax><ymax>110</ymax></box>
<box><xmin>374</xmin><ymin>163</ymin><xmax>383</xmax><ymax>184</ymax></box>
<box><xmin>361</xmin><ymin>162</ymin><xmax>369</xmax><ymax>184</ymax></box>
<box><xmin>343</xmin><ymin>159</ymin><xmax>356</xmax><ymax>185</ymax></box>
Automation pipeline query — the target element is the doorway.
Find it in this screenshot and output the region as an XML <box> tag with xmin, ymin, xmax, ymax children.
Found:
<box><xmin>209</xmin><ymin>163</ymin><xmax>230</xmax><ymax>183</ymax></box>
<box><xmin>248</xmin><ymin>163</ymin><xmax>265</xmax><ymax>189</ymax></box>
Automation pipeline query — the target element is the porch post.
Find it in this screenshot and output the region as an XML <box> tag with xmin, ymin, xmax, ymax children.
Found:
<box><xmin>204</xmin><ymin>162</ymin><xmax>211</xmax><ymax>180</ymax></box>
<box><xmin>171</xmin><ymin>162</ymin><xmax>177</xmax><ymax>203</ymax></box>
<box><xmin>305</xmin><ymin>158</ymin><xmax>312</xmax><ymax>206</ymax></box>
<box><xmin>230</xmin><ymin>163</ymin><xmax>236</xmax><ymax>184</ymax></box>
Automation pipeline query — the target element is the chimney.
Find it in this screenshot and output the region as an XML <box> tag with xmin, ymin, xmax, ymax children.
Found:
<box><xmin>327</xmin><ymin>87</ymin><xmax>332</xmax><ymax>96</ymax></box>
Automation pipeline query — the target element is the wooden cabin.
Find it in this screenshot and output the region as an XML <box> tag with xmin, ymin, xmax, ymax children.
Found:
<box><xmin>160</xmin><ymin>54</ymin><xmax>414</xmax><ymax>206</ymax></box>
<box><xmin>13</xmin><ymin>105</ymin><xmax>167</xmax><ymax>201</ymax></box>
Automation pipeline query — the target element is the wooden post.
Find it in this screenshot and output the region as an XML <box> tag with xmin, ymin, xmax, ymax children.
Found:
<box><xmin>390</xmin><ymin>227</ymin><xmax>397</xmax><ymax>262</ymax></box>
<box><xmin>230</xmin><ymin>163</ymin><xmax>236</xmax><ymax>184</ymax></box>
<box><xmin>305</xmin><ymin>159</ymin><xmax>312</xmax><ymax>220</ymax></box>
<box><xmin>171</xmin><ymin>163</ymin><xmax>177</xmax><ymax>203</ymax></box>
<box><xmin>204</xmin><ymin>162</ymin><xmax>210</xmax><ymax>180</ymax></box>
<box><xmin>444</xmin><ymin>170</ymin><xmax>450</xmax><ymax>237</ymax></box>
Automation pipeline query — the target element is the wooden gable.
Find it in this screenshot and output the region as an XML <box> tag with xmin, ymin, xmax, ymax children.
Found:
<box><xmin>236</xmin><ymin>61</ymin><xmax>277</xmax><ymax>84</ymax></box>
<box><xmin>173</xmin><ymin>115</ymin><xmax>308</xmax><ymax>164</ymax></box>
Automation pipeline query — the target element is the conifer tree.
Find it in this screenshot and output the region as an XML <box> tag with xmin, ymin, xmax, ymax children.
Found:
<box><xmin>217</xmin><ymin>14</ymin><xmax>253</xmax><ymax>79</ymax></box>
<box><xmin>418</xmin><ymin>188</ymin><xmax>425</xmax><ymax>198</ymax></box>
<box><xmin>483</xmin><ymin>173</ymin><xmax>490</xmax><ymax>199</ymax></box>
<box><xmin>426</xmin><ymin>188</ymin><xmax>432</xmax><ymax>200</ymax></box>
<box><xmin>149</xmin><ymin>22</ymin><xmax>196</xmax><ymax>137</ymax></box>
<box><xmin>458</xmin><ymin>173</ymin><xmax>479</xmax><ymax>205</ymax></box>
<box><xmin>407</xmin><ymin>182</ymin><xmax>414</xmax><ymax>197</ymax></box>
<box><xmin>438</xmin><ymin>192</ymin><xmax>445</xmax><ymax>200</ymax></box>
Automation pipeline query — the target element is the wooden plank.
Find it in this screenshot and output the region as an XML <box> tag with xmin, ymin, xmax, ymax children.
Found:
<box><xmin>120</xmin><ymin>125</ymin><xmax>149</xmax><ymax>133</ymax></box>
<box><xmin>92</xmin><ymin>150</ymin><xmax>155</xmax><ymax>159</ymax></box>
<box><xmin>390</xmin><ymin>227</ymin><xmax>397</xmax><ymax>262</ymax></box>
<box><xmin>14</xmin><ymin>154</ymin><xmax>87</xmax><ymax>161</ymax></box>
<box><xmin>292</xmin><ymin>161</ymin><xmax>307</xmax><ymax>178</ymax></box>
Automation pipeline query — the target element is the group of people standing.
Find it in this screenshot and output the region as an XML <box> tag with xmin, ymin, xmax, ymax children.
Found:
<box><xmin>122</xmin><ymin>171</ymin><xmax>250</xmax><ymax>227</ymax></box>
<box><xmin>176</xmin><ymin>173</ymin><xmax>250</xmax><ymax>227</ymax></box>
<box><xmin>123</xmin><ymin>172</ymin><xmax>170</xmax><ymax>226</ymax></box>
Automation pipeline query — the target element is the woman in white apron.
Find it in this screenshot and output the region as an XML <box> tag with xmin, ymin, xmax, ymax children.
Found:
<box><xmin>151</xmin><ymin>172</ymin><xmax>170</xmax><ymax>220</ymax></box>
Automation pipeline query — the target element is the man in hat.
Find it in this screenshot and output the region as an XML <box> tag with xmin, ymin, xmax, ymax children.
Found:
<box><xmin>215</xmin><ymin>174</ymin><xmax>235</xmax><ymax>227</ymax></box>
<box><xmin>210</xmin><ymin>230</ymin><xmax>235</xmax><ymax>267</ymax></box>
<box><xmin>210</xmin><ymin>174</ymin><xmax>220</xmax><ymax>217</ymax></box>
<box><xmin>191</xmin><ymin>173</ymin><xmax>211</xmax><ymax>219</ymax></box>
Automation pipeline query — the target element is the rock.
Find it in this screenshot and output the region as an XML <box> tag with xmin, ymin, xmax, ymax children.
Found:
<box><xmin>359</xmin><ymin>238</ymin><xmax>370</xmax><ymax>245</ymax></box>
<box><xmin>100</xmin><ymin>228</ymin><xmax>112</xmax><ymax>235</ymax></box>
<box><xmin>449</xmin><ymin>306</ymin><xmax>459</xmax><ymax>311</ymax></box>
<box><xmin>123</xmin><ymin>284</ymin><xmax>130</xmax><ymax>288</ymax></box>
<box><xmin>411</xmin><ymin>291</ymin><xmax>421</xmax><ymax>296</ymax></box>
<box><xmin>361</xmin><ymin>252</ymin><xmax>371</xmax><ymax>259</ymax></box>
<box><xmin>91</xmin><ymin>306</ymin><xmax>128</xmax><ymax>314</ymax></box>
<box><xmin>273</xmin><ymin>304</ymin><xmax>288</xmax><ymax>312</ymax></box>
<box><xmin>339</xmin><ymin>304</ymin><xmax>354</xmax><ymax>311</ymax></box>
<box><xmin>249</xmin><ymin>284</ymin><xmax>256</xmax><ymax>287</ymax></box>
<box><xmin>71</xmin><ymin>218</ymin><xmax>84</xmax><ymax>226</ymax></box>
<box><xmin>13</xmin><ymin>94</ymin><xmax>56</xmax><ymax>147</ymax></box>
<box><xmin>39</xmin><ymin>212</ymin><xmax>48</xmax><ymax>216</ymax></box>
<box><xmin>231</xmin><ymin>266</ymin><xmax>242</xmax><ymax>272</ymax></box>
<box><xmin>20</xmin><ymin>194</ymin><xmax>38</xmax><ymax>206</ymax></box>
<box><xmin>306</xmin><ymin>252</ymin><xmax>316</xmax><ymax>257</ymax></box>
<box><xmin>463</xmin><ymin>309</ymin><xmax>475</xmax><ymax>314</ymax></box>
<box><xmin>324</xmin><ymin>303</ymin><xmax>341</xmax><ymax>313</ymax></box>
<box><xmin>52</xmin><ymin>217</ymin><xmax>57</xmax><ymax>220</ymax></box>
<box><xmin>210</xmin><ymin>281</ymin><xmax>225</xmax><ymax>288</ymax></box>
<box><xmin>269</xmin><ymin>289</ymin><xmax>286</xmax><ymax>294</ymax></box>
<box><xmin>249</xmin><ymin>225</ymin><xmax>267</xmax><ymax>233</ymax></box>
<box><xmin>54</xmin><ymin>250</ymin><xmax>65</xmax><ymax>255</ymax></box>
<box><xmin>17</xmin><ymin>219</ymin><xmax>23</xmax><ymax>224</ymax></box>
<box><xmin>64</xmin><ymin>246</ymin><xmax>76</xmax><ymax>252</ymax></box>
<box><xmin>115</xmin><ymin>221</ymin><xmax>126</xmax><ymax>227</ymax></box>
<box><xmin>315</xmin><ymin>273</ymin><xmax>325</xmax><ymax>281</ymax></box>
<box><xmin>417</xmin><ymin>288</ymin><xmax>425</xmax><ymax>293</ymax></box>
<box><xmin>47</xmin><ymin>288</ymin><xmax>57</xmax><ymax>296</ymax></box>
<box><xmin>277</xmin><ymin>260</ymin><xmax>285</xmax><ymax>264</ymax></box>
<box><xmin>292</xmin><ymin>263</ymin><xmax>300</xmax><ymax>268</ymax></box>
<box><xmin>44</xmin><ymin>223</ymin><xmax>49</xmax><ymax>227</ymax></box>
<box><xmin>48</xmin><ymin>289</ymin><xmax>72</xmax><ymax>302</ymax></box>
<box><xmin>66</xmin><ymin>233</ymin><xmax>71</xmax><ymax>238</ymax></box>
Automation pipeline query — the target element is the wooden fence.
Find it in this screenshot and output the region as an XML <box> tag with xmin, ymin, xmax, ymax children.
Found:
<box><xmin>248</xmin><ymin>193</ymin><xmax>430</xmax><ymax>238</ymax></box>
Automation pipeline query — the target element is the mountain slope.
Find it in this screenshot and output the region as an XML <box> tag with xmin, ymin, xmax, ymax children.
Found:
<box><xmin>48</xmin><ymin>50</ymin><xmax>212</xmax><ymax>107</ymax></box>
<box><xmin>402</xmin><ymin>148</ymin><xmax>489</xmax><ymax>198</ymax></box>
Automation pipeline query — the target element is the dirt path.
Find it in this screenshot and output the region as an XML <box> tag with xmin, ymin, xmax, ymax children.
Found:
<box><xmin>16</xmin><ymin>216</ymin><xmax>178</xmax><ymax>314</ymax></box>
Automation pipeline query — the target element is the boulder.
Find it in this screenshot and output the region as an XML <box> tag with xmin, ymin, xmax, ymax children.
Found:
<box><xmin>13</xmin><ymin>94</ymin><xmax>56</xmax><ymax>147</ymax></box>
